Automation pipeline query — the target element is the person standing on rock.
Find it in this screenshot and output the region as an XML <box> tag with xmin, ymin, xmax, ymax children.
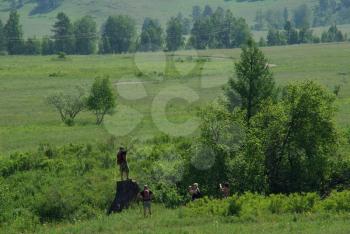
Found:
<box><xmin>116</xmin><ymin>147</ymin><xmax>129</xmax><ymax>181</ymax></box>
<box><xmin>139</xmin><ymin>185</ymin><xmax>153</xmax><ymax>217</ymax></box>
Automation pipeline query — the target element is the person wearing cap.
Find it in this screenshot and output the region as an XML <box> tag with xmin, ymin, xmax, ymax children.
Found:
<box><xmin>116</xmin><ymin>147</ymin><xmax>129</xmax><ymax>181</ymax></box>
<box><xmin>188</xmin><ymin>183</ymin><xmax>202</xmax><ymax>201</ymax></box>
<box><xmin>139</xmin><ymin>185</ymin><xmax>153</xmax><ymax>217</ymax></box>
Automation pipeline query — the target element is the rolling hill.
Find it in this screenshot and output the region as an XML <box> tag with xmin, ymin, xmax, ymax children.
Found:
<box><xmin>0</xmin><ymin>0</ymin><xmax>317</xmax><ymax>37</ymax></box>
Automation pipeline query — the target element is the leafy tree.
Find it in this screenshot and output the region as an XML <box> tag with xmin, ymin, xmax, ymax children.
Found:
<box><xmin>298</xmin><ymin>27</ymin><xmax>314</xmax><ymax>43</ymax></box>
<box><xmin>87</xmin><ymin>77</ymin><xmax>116</xmax><ymax>125</ymax></box>
<box><xmin>4</xmin><ymin>11</ymin><xmax>24</xmax><ymax>55</ymax></box>
<box><xmin>101</xmin><ymin>15</ymin><xmax>135</xmax><ymax>54</ymax></box>
<box><xmin>251</xmin><ymin>81</ymin><xmax>338</xmax><ymax>193</ymax></box>
<box><xmin>24</xmin><ymin>37</ymin><xmax>41</xmax><ymax>55</ymax></box>
<box><xmin>47</xmin><ymin>86</ymin><xmax>86</xmax><ymax>126</ymax></box>
<box><xmin>189</xmin><ymin>18</ymin><xmax>211</xmax><ymax>49</ymax></box>
<box><xmin>190</xmin><ymin>9</ymin><xmax>251</xmax><ymax>50</ymax></box>
<box><xmin>139</xmin><ymin>18</ymin><xmax>163</xmax><ymax>51</ymax></box>
<box><xmin>203</xmin><ymin>5</ymin><xmax>213</xmax><ymax>17</ymax></box>
<box><xmin>184</xmin><ymin>101</ymin><xmax>243</xmax><ymax>195</ymax></box>
<box><xmin>284</xmin><ymin>21</ymin><xmax>299</xmax><ymax>44</ymax></box>
<box><xmin>74</xmin><ymin>16</ymin><xmax>97</xmax><ymax>54</ymax></box>
<box><xmin>267</xmin><ymin>28</ymin><xmax>287</xmax><ymax>46</ymax></box>
<box><xmin>293</xmin><ymin>4</ymin><xmax>312</xmax><ymax>29</ymax></box>
<box><xmin>321</xmin><ymin>24</ymin><xmax>345</xmax><ymax>42</ymax></box>
<box><xmin>166</xmin><ymin>17</ymin><xmax>184</xmax><ymax>51</ymax></box>
<box><xmin>226</xmin><ymin>40</ymin><xmax>276</xmax><ymax>125</ymax></box>
<box><xmin>52</xmin><ymin>12</ymin><xmax>75</xmax><ymax>54</ymax></box>
<box><xmin>41</xmin><ymin>36</ymin><xmax>55</xmax><ymax>55</ymax></box>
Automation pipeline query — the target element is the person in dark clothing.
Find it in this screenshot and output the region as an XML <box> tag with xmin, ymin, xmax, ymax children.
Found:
<box><xmin>116</xmin><ymin>147</ymin><xmax>129</xmax><ymax>181</ymax></box>
<box><xmin>139</xmin><ymin>185</ymin><xmax>153</xmax><ymax>217</ymax></box>
<box><xmin>188</xmin><ymin>183</ymin><xmax>201</xmax><ymax>201</ymax></box>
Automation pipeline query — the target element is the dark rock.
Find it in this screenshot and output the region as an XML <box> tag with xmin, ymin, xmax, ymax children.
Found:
<box><xmin>108</xmin><ymin>179</ymin><xmax>140</xmax><ymax>214</ymax></box>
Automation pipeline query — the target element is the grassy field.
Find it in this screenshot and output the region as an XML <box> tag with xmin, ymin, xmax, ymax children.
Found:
<box><xmin>0</xmin><ymin>0</ymin><xmax>317</xmax><ymax>37</ymax></box>
<box><xmin>19</xmin><ymin>205</ymin><xmax>349</xmax><ymax>234</ymax></box>
<box><xmin>1</xmin><ymin>42</ymin><xmax>350</xmax><ymax>154</ymax></box>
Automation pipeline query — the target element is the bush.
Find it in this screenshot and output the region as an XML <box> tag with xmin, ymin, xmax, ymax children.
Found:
<box><xmin>155</xmin><ymin>184</ymin><xmax>184</xmax><ymax>208</ymax></box>
<box><xmin>57</xmin><ymin>52</ymin><xmax>67</xmax><ymax>59</ymax></box>
<box><xmin>287</xmin><ymin>193</ymin><xmax>319</xmax><ymax>213</ymax></box>
<box><xmin>268</xmin><ymin>194</ymin><xmax>287</xmax><ymax>214</ymax></box>
<box><xmin>319</xmin><ymin>190</ymin><xmax>350</xmax><ymax>212</ymax></box>
<box><xmin>226</xmin><ymin>196</ymin><xmax>242</xmax><ymax>216</ymax></box>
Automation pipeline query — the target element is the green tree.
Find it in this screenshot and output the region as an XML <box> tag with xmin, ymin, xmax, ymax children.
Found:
<box><xmin>267</xmin><ymin>29</ymin><xmax>287</xmax><ymax>46</ymax></box>
<box><xmin>101</xmin><ymin>15</ymin><xmax>135</xmax><ymax>54</ymax></box>
<box><xmin>87</xmin><ymin>77</ymin><xmax>116</xmax><ymax>125</ymax></box>
<box><xmin>166</xmin><ymin>17</ymin><xmax>184</xmax><ymax>51</ymax></box>
<box><xmin>251</xmin><ymin>81</ymin><xmax>338</xmax><ymax>193</ymax></box>
<box><xmin>4</xmin><ymin>11</ymin><xmax>23</xmax><ymax>55</ymax></box>
<box><xmin>226</xmin><ymin>40</ymin><xmax>276</xmax><ymax>125</ymax></box>
<box><xmin>24</xmin><ymin>37</ymin><xmax>41</xmax><ymax>55</ymax></box>
<box><xmin>185</xmin><ymin>101</ymin><xmax>244</xmax><ymax>195</ymax></box>
<box><xmin>189</xmin><ymin>18</ymin><xmax>211</xmax><ymax>49</ymax></box>
<box><xmin>203</xmin><ymin>5</ymin><xmax>213</xmax><ymax>17</ymax></box>
<box><xmin>139</xmin><ymin>18</ymin><xmax>163</xmax><ymax>51</ymax></box>
<box><xmin>41</xmin><ymin>36</ymin><xmax>55</xmax><ymax>55</ymax></box>
<box><xmin>52</xmin><ymin>12</ymin><xmax>75</xmax><ymax>54</ymax></box>
<box><xmin>47</xmin><ymin>86</ymin><xmax>86</xmax><ymax>126</ymax></box>
<box><xmin>74</xmin><ymin>16</ymin><xmax>97</xmax><ymax>54</ymax></box>
<box><xmin>321</xmin><ymin>24</ymin><xmax>345</xmax><ymax>42</ymax></box>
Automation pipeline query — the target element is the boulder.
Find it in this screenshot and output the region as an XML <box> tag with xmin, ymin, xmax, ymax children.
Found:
<box><xmin>108</xmin><ymin>179</ymin><xmax>140</xmax><ymax>214</ymax></box>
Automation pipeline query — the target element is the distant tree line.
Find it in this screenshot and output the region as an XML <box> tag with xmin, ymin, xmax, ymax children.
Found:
<box><xmin>0</xmin><ymin>4</ymin><xmax>349</xmax><ymax>55</ymax></box>
<box><xmin>0</xmin><ymin>6</ymin><xmax>252</xmax><ymax>55</ymax></box>
<box><xmin>313</xmin><ymin>0</ymin><xmax>350</xmax><ymax>26</ymax></box>
<box><xmin>255</xmin><ymin>1</ymin><xmax>350</xmax><ymax>31</ymax></box>
<box><xmin>263</xmin><ymin>22</ymin><xmax>347</xmax><ymax>47</ymax></box>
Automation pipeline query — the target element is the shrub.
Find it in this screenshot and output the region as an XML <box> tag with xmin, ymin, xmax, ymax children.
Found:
<box><xmin>287</xmin><ymin>193</ymin><xmax>319</xmax><ymax>213</ymax></box>
<box><xmin>155</xmin><ymin>184</ymin><xmax>184</xmax><ymax>209</ymax></box>
<box><xmin>319</xmin><ymin>190</ymin><xmax>350</xmax><ymax>212</ymax></box>
<box><xmin>226</xmin><ymin>195</ymin><xmax>242</xmax><ymax>216</ymax></box>
<box><xmin>268</xmin><ymin>194</ymin><xmax>288</xmax><ymax>214</ymax></box>
<box><xmin>57</xmin><ymin>52</ymin><xmax>67</xmax><ymax>59</ymax></box>
<box><xmin>47</xmin><ymin>86</ymin><xmax>87</xmax><ymax>126</ymax></box>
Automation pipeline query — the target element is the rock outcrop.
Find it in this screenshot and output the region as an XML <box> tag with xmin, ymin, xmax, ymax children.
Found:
<box><xmin>108</xmin><ymin>179</ymin><xmax>140</xmax><ymax>214</ymax></box>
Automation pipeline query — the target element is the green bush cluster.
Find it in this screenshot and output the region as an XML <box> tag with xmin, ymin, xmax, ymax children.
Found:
<box><xmin>183</xmin><ymin>191</ymin><xmax>350</xmax><ymax>220</ymax></box>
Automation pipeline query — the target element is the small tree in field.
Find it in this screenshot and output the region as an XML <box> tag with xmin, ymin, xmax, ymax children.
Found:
<box><xmin>226</xmin><ymin>39</ymin><xmax>276</xmax><ymax>125</ymax></box>
<box><xmin>47</xmin><ymin>86</ymin><xmax>86</xmax><ymax>126</ymax></box>
<box><xmin>87</xmin><ymin>77</ymin><xmax>116</xmax><ymax>125</ymax></box>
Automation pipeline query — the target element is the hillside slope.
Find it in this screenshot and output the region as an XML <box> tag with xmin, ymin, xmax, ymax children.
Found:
<box><xmin>0</xmin><ymin>0</ymin><xmax>316</xmax><ymax>37</ymax></box>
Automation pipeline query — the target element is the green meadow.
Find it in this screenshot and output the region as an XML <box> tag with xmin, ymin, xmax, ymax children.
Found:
<box><xmin>34</xmin><ymin>206</ymin><xmax>350</xmax><ymax>234</ymax></box>
<box><xmin>1</xmin><ymin>42</ymin><xmax>350</xmax><ymax>154</ymax></box>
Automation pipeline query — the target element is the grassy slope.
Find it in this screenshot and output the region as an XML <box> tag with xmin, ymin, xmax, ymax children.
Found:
<box><xmin>32</xmin><ymin>206</ymin><xmax>350</xmax><ymax>234</ymax></box>
<box><xmin>1</xmin><ymin>42</ymin><xmax>350</xmax><ymax>154</ymax></box>
<box><xmin>0</xmin><ymin>0</ymin><xmax>316</xmax><ymax>37</ymax></box>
